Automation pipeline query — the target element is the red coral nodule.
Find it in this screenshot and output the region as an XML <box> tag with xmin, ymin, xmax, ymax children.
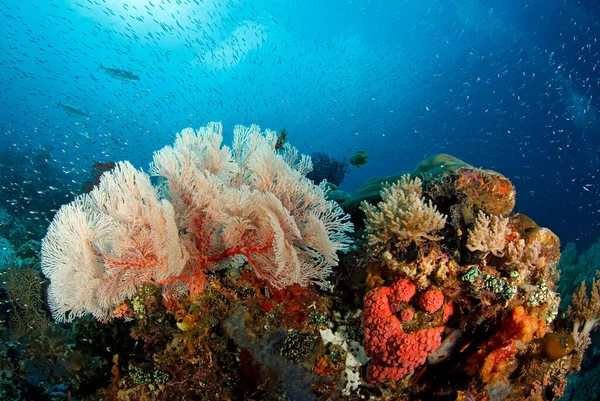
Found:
<box><xmin>390</xmin><ymin>277</ymin><xmax>416</xmax><ymax>302</ymax></box>
<box><xmin>418</xmin><ymin>289</ymin><xmax>444</xmax><ymax>313</ymax></box>
<box><xmin>362</xmin><ymin>279</ymin><xmax>451</xmax><ymax>383</ymax></box>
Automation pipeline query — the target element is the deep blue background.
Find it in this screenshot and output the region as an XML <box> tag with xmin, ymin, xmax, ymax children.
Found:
<box><xmin>1</xmin><ymin>0</ymin><xmax>599</xmax><ymax>249</ymax></box>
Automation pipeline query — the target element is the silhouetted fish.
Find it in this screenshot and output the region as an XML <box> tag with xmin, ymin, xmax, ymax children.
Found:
<box><xmin>349</xmin><ymin>150</ymin><xmax>368</xmax><ymax>168</ymax></box>
<box><xmin>59</xmin><ymin>102</ymin><xmax>89</xmax><ymax>118</ymax></box>
<box><xmin>100</xmin><ymin>64</ymin><xmax>139</xmax><ymax>82</ymax></box>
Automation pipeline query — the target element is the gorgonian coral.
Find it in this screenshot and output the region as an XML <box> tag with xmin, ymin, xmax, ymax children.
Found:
<box><xmin>41</xmin><ymin>123</ymin><xmax>353</xmax><ymax>322</ymax></box>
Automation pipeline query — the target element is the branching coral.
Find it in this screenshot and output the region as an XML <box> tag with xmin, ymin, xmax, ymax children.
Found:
<box><xmin>1</xmin><ymin>265</ymin><xmax>51</xmax><ymax>339</ymax></box>
<box><xmin>361</xmin><ymin>175</ymin><xmax>447</xmax><ymax>253</ymax></box>
<box><xmin>466</xmin><ymin>211</ymin><xmax>509</xmax><ymax>257</ymax></box>
<box><xmin>568</xmin><ymin>273</ymin><xmax>600</xmax><ymax>351</ymax></box>
<box><xmin>41</xmin><ymin>123</ymin><xmax>353</xmax><ymax>322</ymax></box>
<box><xmin>558</xmin><ymin>239</ymin><xmax>600</xmax><ymax>307</ymax></box>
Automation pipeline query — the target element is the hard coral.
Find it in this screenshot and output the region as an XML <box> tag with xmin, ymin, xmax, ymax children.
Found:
<box><xmin>362</xmin><ymin>279</ymin><xmax>452</xmax><ymax>382</ymax></box>
<box><xmin>454</xmin><ymin>167</ymin><xmax>516</xmax><ymax>220</ymax></box>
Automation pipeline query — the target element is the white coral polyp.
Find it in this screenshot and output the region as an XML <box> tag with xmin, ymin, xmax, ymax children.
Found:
<box><xmin>41</xmin><ymin>123</ymin><xmax>353</xmax><ymax>322</ymax></box>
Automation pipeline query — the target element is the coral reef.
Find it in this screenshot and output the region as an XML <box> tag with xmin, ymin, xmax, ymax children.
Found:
<box><xmin>41</xmin><ymin>123</ymin><xmax>353</xmax><ymax>322</ymax></box>
<box><xmin>12</xmin><ymin>138</ymin><xmax>596</xmax><ymax>401</ymax></box>
<box><xmin>355</xmin><ymin>154</ymin><xmax>585</xmax><ymax>400</ymax></box>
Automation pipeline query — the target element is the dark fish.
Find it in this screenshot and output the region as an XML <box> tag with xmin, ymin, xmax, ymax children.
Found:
<box><xmin>59</xmin><ymin>102</ymin><xmax>89</xmax><ymax>118</ymax></box>
<box><xmin>349</xmin><ymin>150</ymin><xmax>368</xmax><ymax>168</ymax></box>
<box><xmin>100</xmin><ymin>63</ymin><xmax>140</xmax><ymax>82</ymax></box>
<box><xmin>542</xmin><ymin>332</ymin><xmax>575</xmax><ymax>360</ymax></box>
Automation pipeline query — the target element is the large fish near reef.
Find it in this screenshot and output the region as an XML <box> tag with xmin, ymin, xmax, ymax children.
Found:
<box><xmin>100</xmin><ymin>64</ymin><xmax>140</xmax><ymax>82</ymax></box>
<box><xmin>59</xmin><ymin>102</ymin><xmax>89</xmax><ymax>118</ymax></box>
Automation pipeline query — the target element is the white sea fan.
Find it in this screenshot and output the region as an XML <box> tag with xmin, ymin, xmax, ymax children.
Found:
<box><xmin>42</xmin><ymin>123</ymin><xmax>353</xmax><ymax>322</ymax></box>
<box><xmin>41</xmin><ymin>162</ymin><xmax>189</xmax><ymax>322</ymax></box>
<box><xmin>151</xmin><ymin>122</ymin><xmax>354</xmax><ymax>290</ymax></box>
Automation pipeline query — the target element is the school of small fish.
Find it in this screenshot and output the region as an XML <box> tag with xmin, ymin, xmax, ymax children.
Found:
<box><xmin>0</xmin><ymin>0</ymin><xmax>599</xmax><ymax>245</ymax></box>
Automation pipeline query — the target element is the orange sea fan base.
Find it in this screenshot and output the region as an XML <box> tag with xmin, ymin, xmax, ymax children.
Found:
<box><xmin>105</xmin><ymin>212</ymin><xmax>277</xmax><ymax>314</ymax></box>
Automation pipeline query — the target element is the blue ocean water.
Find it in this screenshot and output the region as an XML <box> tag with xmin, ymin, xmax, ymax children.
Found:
<box><xmin>1</xmin><ymin>0</ymin><xmax>599</xmax><ymax>248</ymax></box>
<box><xmin>2</xmin><ymin>0</ymin><xmax>599</xmax><ymax>250</ymax></box>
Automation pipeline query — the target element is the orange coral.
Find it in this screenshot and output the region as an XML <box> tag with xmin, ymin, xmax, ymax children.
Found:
<box><xmin>109</xmin><ymin>354</ymin><xmax>120</xmax><ymax>398</ymax></box>
<box><xmin>261</xmin><ymin>284</ymin><xmax>315</xmax><ymax>326</ymax></box>
<box><xmin>494</xmin><ymin>180</ymin><xmax>513</xmax><ymax>197</ymax></box>
<box><xmin>467</xmin><ymin>306</ymin><xmax>545</xmax><ymax>385</ymax></box>
<box><xmin>504</xmin><ymin>230</ymin><xmax>520</xmax><ymax>244</ymax></box>
<box><xmin>313</xmin><ymin>357</ymin><xmax>336</xmax><ymax>377</ymax></box>
<box><xmin>112</xmin><ymin>303</ymin><xmax>133</xmax><ymax>319</ymax></box>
